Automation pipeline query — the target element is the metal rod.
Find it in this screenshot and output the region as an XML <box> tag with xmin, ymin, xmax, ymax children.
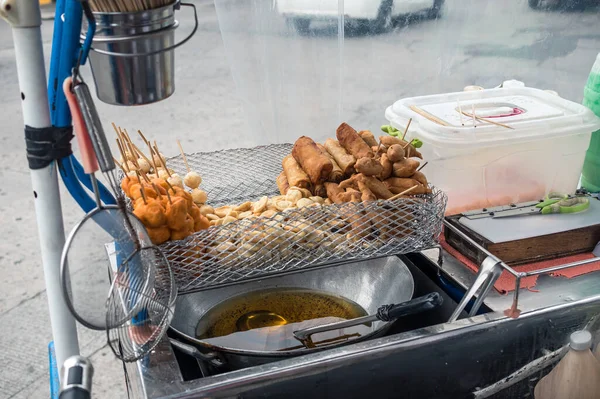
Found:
<box><xmin>523</xmin><ymin>256</ymin><xmax>600</xmax><ymax>277</ymax></box>
<box><xmin>4</xmin><ymin>0</ymin><xmax>80</xmax><ymax>373</ymax></box>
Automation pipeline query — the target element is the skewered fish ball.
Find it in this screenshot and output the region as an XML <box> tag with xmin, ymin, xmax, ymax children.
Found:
<box><xmin>147</xmin><ymin>226</ymin><xmax>170</xmax><ymax>245</ymax></box>
<box><xmin>133</xmin><ymin>198</ymin><xmax>166</xmax><ymax>228</ymax></box>
<box><xmin>184</xmin><ymin>171</ymin><xmax>202</xmax><ymax>189</ymax></box>
<box><xmin>167</xmin><ymin>174</ymin><xmax>184</xmax><ymax>189</ymax></box>
<box><xmin>153</xmin><ymin>152</ymin><xmax>166</xmax><ymax>167</ymax></box>
<box><xmin>137</xmin><ymin>158</ymin><xmax>151</xmax><ymax>173</ymax></box>
<box><xmin>157</xmin><ymin>169</ymin><xmax>170</xmax><ymax>180</ymax></box>
<box><xmin>166</xmin><ymin>196</ymin><xmax>188</xmax><ymax>230</ymax></box>
<box><xmin>125</xmin><ymin>161</ymin><xmax>137</xmax><ymax>172</ymax></box>
<box><xmin>191</xmin><ymin>188</ymin><xmax>207</xmax><ymax>204</ymax></box>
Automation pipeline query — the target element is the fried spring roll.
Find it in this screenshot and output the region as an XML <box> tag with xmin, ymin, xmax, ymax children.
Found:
<box><xmin>276</xmin><ymin>171</ymin><xmax>290</xmax><ymax>195</ymax></box>
<box><xmin>324</xmin><ymin>182</ymin><xmax>345</xmax><ymax>204</ymax></box>
<box><xmin>292</xmin><ymin>136</ymin><xmax>333</xmax><ymax>185</ymax></box>
<box><xmin>316</xmin><ymin>143</ymin><xmax>344</xmax><ymax>182</ymax></box>
<box><xmin>358</xmin><ymin>130</ymin><xmax>378</xmax><ymax>147</ymax></box>
<box><xmin>392</xmin><ymin>159</ymin><xmax>420</xmax><ymax>178</ymax></box>
<box><xmin>324</xmin><ymin>139</ymin><xmax>356</xmax><ymax>175</ymax></box>
<box><xmin>337</xmin><ymin>123</ymin><xmax>374</xmax><ymax>159</ymax></box>
<box><xmin>282</xmin><ymin>155</ymin><xmax>311</xmax><ymax>189</ymax></box>
<box><xmin>379</xmin><ymin>136</ymin><xmax>422</xmax><ymax>159</ymax></box>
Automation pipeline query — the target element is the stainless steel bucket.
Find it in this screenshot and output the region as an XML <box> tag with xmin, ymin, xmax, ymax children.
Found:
<box><xmin>82</xmin><ymin>2</ymin><xmax>197</xmax><ymax>106</ymax></box>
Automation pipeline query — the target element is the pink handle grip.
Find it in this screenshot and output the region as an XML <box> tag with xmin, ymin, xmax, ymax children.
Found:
<box><xmin>63</xmin><ymin>77</ymin><xmax>99</xmax><ymax>174</ymax></box>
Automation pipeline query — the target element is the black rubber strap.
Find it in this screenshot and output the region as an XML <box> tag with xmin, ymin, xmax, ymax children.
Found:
<box><xmin>25</xmin><ymin>125</ymin><xmax>74</xmax><ymax>169</ymax></box>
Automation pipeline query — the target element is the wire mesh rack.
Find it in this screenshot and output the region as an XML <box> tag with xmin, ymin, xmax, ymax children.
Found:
<box><xmin>150</xmin><ymin>144</ymin><xmax>448</xmax><ymax>293</ymax></box>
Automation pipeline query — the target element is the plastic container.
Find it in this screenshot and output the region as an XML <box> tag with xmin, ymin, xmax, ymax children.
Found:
<box><xmin>385</xmin><ymin>87</ymin><xmax>600</xmax><ymax>215</ymax></box>
<box><xmin>534</xmin><ymin>330</ymin><xmax>600</xmax><ymax>399</ymax></box>
<box><xmin>580</xmin><ymin>53</ymin><xmax>600</xmax><ymax>192</ymax></box>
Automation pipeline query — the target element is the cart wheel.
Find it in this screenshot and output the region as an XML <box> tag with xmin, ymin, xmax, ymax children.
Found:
<box><xmin>428</xmin><ymin>0</ymin><xmax>444</xmax><ymax>19</ymax></box>
<box><xmin>291</xmin><ymin>18</ymin><xmax>311</xmax><ymax>34</ymax></box>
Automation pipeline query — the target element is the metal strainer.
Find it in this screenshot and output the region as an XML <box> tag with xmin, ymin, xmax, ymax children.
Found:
<box><xmin>60</xmin><ymin>76</ymin><xmax>176</xmax><ymax>361</ymax></box>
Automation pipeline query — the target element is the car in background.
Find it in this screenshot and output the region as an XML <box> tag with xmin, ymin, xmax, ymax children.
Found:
<box><xmin>275</xmin><ymin>0</ymin><xmax>444</xmax><ymax>33</ymax></box>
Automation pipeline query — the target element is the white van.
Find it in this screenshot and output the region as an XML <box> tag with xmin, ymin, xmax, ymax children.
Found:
<box><xmin>275</xmin><ymin>0</ymin><xmax>444</xmax><ymax>33</ymax></box>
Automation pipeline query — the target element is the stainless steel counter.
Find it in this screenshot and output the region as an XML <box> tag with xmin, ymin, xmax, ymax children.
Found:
<box><xmin>423</xmin><ymin>248</ymin><xmax>600</xmax><ymax>314</ymax></box>
<box><xmin>123</xmin><ymin>250</ymin><xmax>600</xmax><ymax>399</ymax></box>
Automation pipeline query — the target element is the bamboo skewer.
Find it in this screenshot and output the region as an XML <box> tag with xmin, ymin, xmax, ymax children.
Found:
<box><xmin>115</xmin><ymin>139</ymin><xmax>130</xmax><ymax>172</ymax></box>
<box><xmin>165</xmin><ymin>188</ymin><xmax>172</xmax><ymax>204</ymax></box>
<box><xmin>147</xmin><ymin>142</ymin><xmax>159</xmax><ymax>174</ymax></box>
<box><xmin>410</xmin><ymin>105</ymin><xmax>450</xmax><ymax>126</ymax></box>
<box><xmin>460</xmin><ymin>111</ymin><xmax>514</xmax><ymax>130</ymax></box>
<box><xmin>176</xmin><ymin>139</ymin><xmax>191</xmax><ymax>173</ymax></box>
<box><xmin>154</xmin><ymin>141</ymin><xmax>171</xmax><ymax>178</ymax></box>
<box><xmin>417</xmin><ymin>161</ymin><xmax>428</xmax><ymax>172</ymax></box>
<box><xmin>388</xmin><ymin>185</ymin><xmax>420</xmax><ymax>201</ymax></box>
<box><xmin>139</xmin><ymin>188</ymin><xmax>147</xmax><ymax>205</ymax></box>
<box><xmin>138</xmin><ymin>130</ymin><xmax>149</xmax><ymax>145</ymax></box>
<box><xmin>114</xmin><ymin>157</ymin><xmax>128</xmax><ymax>174</ymax></box>
<box><xmin>401</xmin><ymin>118</ymin><xmax>412</xmax><ymax>141</ymax></box>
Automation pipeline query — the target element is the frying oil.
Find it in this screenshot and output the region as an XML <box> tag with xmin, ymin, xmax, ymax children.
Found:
<box><xmin>196</xmin><ymin>288</ymin><xmax>371</xmax><ymax>352</ymax></box>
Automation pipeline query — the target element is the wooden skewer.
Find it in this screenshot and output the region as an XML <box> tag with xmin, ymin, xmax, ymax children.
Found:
<box><xmin>410</xmin><ymin>105</ymin><xmax>450</xmax><ymax>126</ymax></box>
<box><xmin>139</xmin><ymin>188</ymin><xmax>147</xmax><ymax>205</ymax></box>
<box><xmin>138</xmin><ymin>169</ymin><xmax>151</xmax><ymax>183</ymax></box>
<box><xmin>457</xmin><ymin>100</ymin><xmax>465</xmax><ymax>126</ymax></box>
<box><xmin>151</xmin><ymin>183</ymin><xmax>163</xmax><ymax>200</ymax></box>
<box><xmin>417</xmin><ymin>161</ymin><xmax>428</xmax><ymax>172</ymax></box>
<box><xmin>131</xmin><ymin>142</ymin><xmax>153</xmax><ymax>166</ymax></box>
<box><xmin>147</xmin><ymin>142</ymin><xmax>159</xmax><ymax>174</ymax></box>
<box><xmin>165</xmin><ymin>180</ymin><xmax>175</xmax><ymax>193</ymax></box>
<box><xmin>460</xmin><ymin>111</ymin><xmax>514</xmax><ymax>130</ymax></box>
<box><xmin>388</xmin><ymin>185</ymin><xmax>419</xmax><ymax>201</ymax></box>
<box><xmin>114</xmin><ymin>157</ymin><xmax>128</xmax><ymax>174</ymax></box>
<box><xmin>401</xmin><ymin>118</ymin><xmax>412</xmax><ymax>141</ymax></box>
<box><xmin>165</xmin><ymin>187</ymin><xmax>173</xmax><ymax>204</ymax></box>
<box><xmin>137</xmin><ymin>130</ymin><xmax>149</xmax><ymax>145</ymax></box>
<box><xmin>121</xmin><ymin>129</ymin><xmax>140</xmax><ymax>168</ymax></box>
<box><xmin>176</xmin><ymin>139</ymin><xmax>191</xmax><ymax>173</ymax></box>
<box><xmin>111</xmin><ymin>122</ymin><xmax>120</xmax><ymax>137</ymax></box>
<box><xmin>115</xmin><ymin>139</ymin><xmax>130</xmax><ymax>172</ymax></box>
<box><xmin>154</xmin><ymin>141</ymin><xmax>171</xmax><ymax>178</ymax></box>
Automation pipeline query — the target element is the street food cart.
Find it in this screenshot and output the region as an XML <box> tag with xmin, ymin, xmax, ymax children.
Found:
<box><xmin>1</xmin><ymin>0</ymin><xmax>600</xmax><ymax>398</ymax></box>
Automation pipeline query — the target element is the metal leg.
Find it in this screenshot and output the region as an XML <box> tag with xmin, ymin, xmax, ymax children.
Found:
<box><xmin>1</xmin><ymin>0</ymin><xmax>80</xmax><ymax>374</ymax></box>
<box><xmin>448</xmin><ymin>256</ymin><xmax>503</xmax><ymax>322</ymax></box>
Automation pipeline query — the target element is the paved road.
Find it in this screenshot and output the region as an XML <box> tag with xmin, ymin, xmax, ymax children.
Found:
<box><xmin>0</xmin><ymin>0</ymin><xmax>599</xmax><ymax>397</ymax></box>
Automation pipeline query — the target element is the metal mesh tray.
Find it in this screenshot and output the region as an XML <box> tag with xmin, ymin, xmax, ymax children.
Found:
<box><xmin>149</xmin><ymin>144</ymin><xmax>447</xmax><ymax>293</ymax></box>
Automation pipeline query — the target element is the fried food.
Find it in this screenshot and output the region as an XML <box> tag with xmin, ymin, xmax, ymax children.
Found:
<box><xmin>166</xmin><ymin>197</ymin><xmax>188</xmax><ymax>231</ymax></box>
<box><xmin>412</xmin><ymin>170</ymin><xmax>428</xmax><ymax>187</ymax></box>
<box><xmin>189</xmin><ymin>204</ymin><xmax>210</xmax><ymax>231</ymax></box>
<box><xmin>292</xmin><ymin>136</ymin><xmax>333</xmax><ymax>185</ymax></box>
<box><xmin>354</xmin><ymin>174</ymin><xmax>394</xmax><ymax>199</ymax></box>
<box><xmin>355</xmin><ymin>157</ymin><xmax>383</xmax><ymax>176</ymax></box>
<box><xmin>324</xmin><ymin>182</ymin><xmax>345</xmax><ymax>204</ymax></box>
<box><xmin>387</xmin><ymin>144</ymin><xmax>405</xmax><ymax>162</ymax></box>
<box><xmin>336</xmin><ymin>123</ymin><xmax>374</xmax><ymax>159</ymax></box>
<box><xmin>171</xmin><ymin>186</ymin><xmax>194</xmax><ymax>211</ymax></box>
<box><xmin>170</xmin><ymin>228</ymin><xmax>192</xmax><ymax>242</ymax></box>
<box><xmin>276</xmin><ymin>171</ymin><xmax>290</xmax><ymax>195</ymax></box>
<box><xmin>191</xmin><ymin>188</ymin><xmax>208</xmax><ymax>204</ymax></box>
<box><xmin>147</xmin><ymin>226</ymin><xmax>170</xmax><ymax>245</ymax></box>
<box><xmin>152</xmin><ymin>178</ymin><xmax>169</xmax><ymax>191</ymax></box>
<box><xmin>282</xmin><ymin>155</ymin><xmax>311</xmax><ymax>189</ymax></box>
<box><xmin>357</xmin><ymin>180</ymin><xmax>377</xmax><ymax>202</ymax></box>
<box><xmin>324</xmin><ymin>139</ymin><xmax>356</xmax><ymax>175</ymax></box>
<box><xmin>316</xmin><ymin>143</ymin><xmax>344</xmax><ymax>182</ymax></box>
<box><xmin>384</xmin><ymin>177</ymin><xmax>429</xmax><ymax>195</ymax></box>
<box><xmin>184</xmin><ymin>171</ymin><xmax>202</xmax><ymax>189</ymax></box>
<box><xmin>379</xmin><ymin>136</ymin><xmax>422</xmax><ymax>159</ymax></box>
<box><xmin>168</xmin><ymin>174</ymin><xmax>184</xmax><ymax>189</ymax></box>
<box><xmin>380</xmin><ymin>154</ymin><xmax>393</xmax><ymax>180</ymax></box>
<box><xmin>392</xmin><ymin>159</ymin><xmax>420</xmax><ymax>178</ymax></box>
<box><xmin>313</xmin><ymin>184</ymin><xmax>327</xmax><ymax>198</ymax></box>
<box><xmin>133</xmin><ymin>198</ymin><xmax>166</xmax><ymax>228</ymax></box>
<box><xmin>358</xmin><ymin>130</ymin><xmax>378</xmax><ymax>147</ymax></box>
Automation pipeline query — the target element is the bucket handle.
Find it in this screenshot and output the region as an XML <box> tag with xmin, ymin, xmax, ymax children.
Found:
<box><xmin>84</xmin><ymin>2</ymin><xmax>198</xmax><ymax>58</ymax></box>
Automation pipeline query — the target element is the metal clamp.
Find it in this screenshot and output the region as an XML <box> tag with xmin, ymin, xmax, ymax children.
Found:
<box><xmin>448</xmin><ymin>256</ymin><xmax>503</xmax><ymax>322</ymax></box>
<box><xmin>82</xmin><ymin>2</ymin><xmax>198</xmax><ymax>58</ymax></box>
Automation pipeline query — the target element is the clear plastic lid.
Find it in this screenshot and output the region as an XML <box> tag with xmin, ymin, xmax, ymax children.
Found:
<box><xmin>385</xmin><ymin>87</ymin><xmax>600</xmax><ymax>148</ymax></box>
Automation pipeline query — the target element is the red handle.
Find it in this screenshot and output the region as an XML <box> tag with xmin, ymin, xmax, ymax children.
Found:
<box><xmin>63</xmin><ymin>77</ymin><xmax>99</xmax><ymax>174</ymax></box>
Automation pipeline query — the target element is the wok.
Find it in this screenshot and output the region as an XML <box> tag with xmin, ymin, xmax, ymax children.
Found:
<box><xmin>170</xmin><ymin>256</ymin><xmax>439</xmax><ymax>369</ymax></box>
